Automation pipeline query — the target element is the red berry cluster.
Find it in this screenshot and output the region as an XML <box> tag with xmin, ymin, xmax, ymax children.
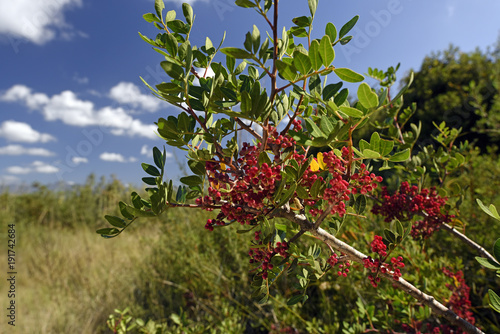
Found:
<box><xmin>442</xmin><ymin>267</ymin><xmax>475</xmax><ymax>328</ymax></box>
<box><xmin>371</xmin><ymin>181</ymin><xmax>454</xmax><ymax>239</ymax></box>
<box><xmin>200</xmin><ymin>125</ymin><xmax>297</xmax><ymax>231</ymax></box>
<box><xmin>196</xmin><ymin>122</ymin><xmax>383</xmax><ymax>273</ymax></box>
<box><xmin>350</xmin><ymin>163</ymin><xmax>384</xmax><ymax>195</ymax></box>
<box><xmin>248</xmin><ymin>241</ymin><xmax>288</xmax><ymax>279</ymax></box>
<box><xmin>301</xmin><ymin>149</ymin><xmax>382</xmax><ymax>218</ymax></box>
<box><xmin>327</xmin><ymin>253</ymin><xmax>351</xmax><ymax>277</ymax></box>
<box><xmin>363</xmin><ymin>235</ymin><xmax>405</xmax><ymax>287</ymax></box>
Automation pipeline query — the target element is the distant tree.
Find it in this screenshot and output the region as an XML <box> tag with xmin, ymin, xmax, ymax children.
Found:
<box><xmin>401</xmin><ymin>43</ymin><xmax>500</xmax><ymax>149</ymax></box>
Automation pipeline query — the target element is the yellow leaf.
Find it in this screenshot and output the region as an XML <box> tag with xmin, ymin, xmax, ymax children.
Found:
<box><xmin>310</xmin><ymin>159</ymin><xmax>319</xmax><ymax>172</ymax></box>
<box><xmin>220</xmin><ymin>162</ymin><xmax>227</xmax><ymax>170</ymax></box>
<box><xmin>317</xmin><ymin>152</ymin><xmax>326</xmax><ymax>170</ymax></box>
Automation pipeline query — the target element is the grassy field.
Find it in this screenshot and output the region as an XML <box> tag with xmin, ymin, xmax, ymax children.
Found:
<box><xmin>0</xmin><ymin>176</ymin><xmax>164</xmax><ymax>333</ymax></box>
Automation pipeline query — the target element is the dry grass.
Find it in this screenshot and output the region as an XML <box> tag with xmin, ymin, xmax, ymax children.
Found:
<box><xmin>0</xmin><ymin>223</ymin><xmax>162</xmax><ymax>334</ymax></box>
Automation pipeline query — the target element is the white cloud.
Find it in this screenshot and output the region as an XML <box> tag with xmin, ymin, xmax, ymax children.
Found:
<box><xmin>6</xmin><ymin>160</ymin><xmax>59</xmax><ymax>174</ymax></box>
<box><xmin>140</xmin><ymin>144</ymin><xmax>173</xmax><ymax>159</ymax></box>
<box><xmin>71</xmin><ymin>156</ymin><xmax>88</xmax><ymax>165</ymax></box>
<box><xmin>0</xmin><ymin>0</ymin><xmax>83</xmax><ymax>45</ymax></box>
<box><xmin>100</xmin><ymin>152</ymin><xmax>136</xmax><ymax>163</ymax></box>
<box><xmin>0</xmin><ymin>175</ymin><xmax>20</xmax><ymax>185</ymax></box>
<box><xmin>73</xmin><ymin>73</ymin><xmax>89</xmax><ymax>84</ymax></box>
<box><xmin>32</xmin><ymin>160</ymin><xmax>59</xmax><ymax>173</ymax></box>
<box><xmin>6</xmin><ymin>166</ymin><xmax>31</xmax><ymax>174</ymax></box>
<box><xmin>0</xmin><ymin>85</ymin><xmax>157</xmax><ymax>139</ymax></box>
<box><xmin>0</xmin><ymin>85</ymin><xmax>49</xmax><ymax>109</ymax></box>
<box><xmin>0</xmin><ymin>144</ymin><xmax>55</xmax><ymax>156</ymax></box>
<box><xmin>140</xmin><ymin>144</ymin><xmax>152</xmax><ymax>157</ymax></box>
<box><xmin>0</xmin><ymin>120</ymin><xmax>56</xmax><ymax>143</ymax></box>
<box><xmin>109</xmin><ymin>82</ymin><xmax>162</xmax><ymax>112</ymax></box>
<box><xmin>193</xmin><ymin>67</ymin><xmax>215</xmax><ymax>86</ymax></box>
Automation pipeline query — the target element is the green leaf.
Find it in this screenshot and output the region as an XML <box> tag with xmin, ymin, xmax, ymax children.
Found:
<box><xmin>309</xmin><ymin>74</ymin><xmax>321</xmax><ymax>96</ymax></box>
<box><xmin>476</xmin><ymin>257</ymin><xmax>500</xmax><ymax>270</ymax></box>
<box><xmin>310</xmin><ymin>178</ymin><xmax>322</xmax><ymax>198</ymax></box>
<box><xmin>287</xmin><ymin>294</ymin><xmax>304</xmax><ymax>306</ymax></box>
<box><xmin>161</xmin><ymin>61</ymin><xmax>184</xmax><ymax>80</ymax></box>
<box><xmin>396</xmin><ymin>220</ymin><xmax>404</xmax><ymax>237</ymax></box>
<box><xmin>276</xmin><ymin>60</ymin><xmax>298</xmax><ymax>81</ymax></box>
<box><xmin>153</xmin><ymin>147</ymin><xmax>164</xmax><ymax>170</ymax></box>
<box><xmin>323</xmin><ymin>82</ymin><xmax>342</xmax><ymax>101</ymax></box>
<box><xmin>334</xmin><ymin>88</ymin><xmax>349</xmax><ymax>106</ymax></box>
<box><xmin>276</xmin><ymin>183</ymin><xmax>297</xmax><ymax>208</ymax></box>
<box><xmin>290</xmin><ymin>26</ymin><xmax>308</xmax><ymax>37</ymax></box>
<box><xmin>143</xmin><ymin>13</ymin><xmax>161</xmax><ymax>23</ymax></box>
<box><xmin>240</xmin><ymin>91</ymin><xmax>252</xmax><ymax>113</ymax></box>
<box><xmin>362</xmin><ymin>149</ymin><xmax>381</xmax><ymax>159</ymax></box>
<box><xmin>476</xmin><ymin>199</ymin><xmax>500</xmax><ymax>221</ymax></box>
<box><xmin>339</xmin><ymin>106</ymin><xmax>363</xmax><ymax>118</ymax></box>
<box><xmin>325</xmin><ymin>22</ymin><xmax>337</xmax><ymax>42</ymax></box>
<box><xmin>180</xmin><ymin>175</ymin><xmax>203</xmax><ymax>186</ymax></box>
<box><xmin>258</xmin><ymin>151</ymin><xmax>272</xmax><ymax>167</ymax></box>
<box><xmin>124</xmin><ymin>205</ymin><xmax>156</xmax><ymax>218</ymax></box>
<box><xmin>308</xmin><ymin>40</ymin><xmax>322</xmax><ymax>71</ymax></box>
<box><xmin>296</xmin><ymin>186</ymin><xmax>309</xmax><ymax>199</ymax></box>
<box><xmin>138</xmin><ymin>32</ymin><xmax>158</xmax><ymax>47</ymax></box>
<box><xmin>235</xmin><ymin>0</ymin><xmax>257</xmax><ymax>8</ymax></box>
<box><xmin>154</xmin><ymin>0</ymin><xmax>165</xmax><ymax>20</ymax></box>
<box><xmin>319</xmin><ymin>35</ymin><xmax>334</xmax><ymax>67</ymax></box>
<box><xmin>379</xmin><ymin>139</ymin><xmax>394</xmax><ymax>156</ymax></box>
<box><xmin>97</xmin><ymin>228</ymin><xmax>120</xmax><ymax>236</ymax></box>
<box><xmin>489</xmin><ymin>290</ymin><xmax>500</xmax><ymax>313</ymax></box>
<box><xmin>119</xmin><ymin>201</ymin><xmax>135</xmax><ymax>219</ymax></box>
<box><xmin>308</xmin><ymin>0</ymin><xmax>318</xmax><ymax>17</ymax></box>
<box><xmin>284</xmin><ymin>165</ymin><xmax>298</xmax><ymax>179</ymax></box>
<box><xmin>251</xmin><ymin>25</ymin><xmax>261</xmax><ymax>53</ymax></box>
<box><xmin>292</xmin><ymin>16</ymin><xmax>312</xmax><ymax>28</ymax></box>
<box><xmin>188</xmin><ymin>160</ymin><xmax>205</xmax><ymax>175</ymax></box>
<box><xmin>131</xmin><ymin>192</ymin><xmax>144</xmax><ymax>209</ymax></box>
<box><xmin>142</xmin><ymin>177</ymin><xmax>156</xmax><ymax>186</ymax></box>
<box><xmin>165</xmin><ymin>10</ymin><xmax>176</xmax><ymax>22</ymax></box>
<box><xmin>176</xmin><ymin>186</ymin><xmax>187</xmax><ymax>203</ymax></box>
<box><xmin>182</xmin><ymin>3</ymin><xmax>193</xmax><ymax>26</ymax></box>
<box><xmin>142</xmin><ymin>163</ymin><xmax>161</xmax><ymax>177</ymax></box>
<box><xmin>220</xmin><ymin>47</ymin><xmax>253</xmax><ymax>59</ymax></box>
<box><xmin>369</xmin><ymin>132</ymin><xmax>381</xmax><ymax>152</ymax></box>
<box><xmin>339</xmin><ymin>15</ymin><xmax>359</xmax><ymax>39</ymax></box>
<box><xmin>167</xmin><ymin>20</ymin><xmax>189</xmax><ymax>34</ymax></box>
<box><xmin>384</xmin><ymin>229</ymin><xmax>396</xmax><ymax>244</ymax></box>
<box><xmin>105</xmin><ymin>215</ymin><xmax>127</xmax><ymax>228</ymax></box>
<box><xmin>304</xmin><ymin>118</ymin><xmax>326</xmax><ymax>138</ymax></box>
<box><xmin>340</xmin><ymin>35</ymin><xmax>353</xmax><ymax>45</ymax></box>
<box><xmin>389</xmin><ymin>149</ymin><xmax>410</xmax><ymax>162</ymax></box>
<box><xmin>293</xmin><ymin>51</ymin><xmax>312</xmax><ymax>75</ymax></box>
<box><xmin>354</xmin><ymin>195</ymin><xmax>366</xmax><ymax>214</ymax></box>
<box><xmin>334</xmin><ymin>68</ymin><xmax>364</xmax><ymax>83</ymax></box>
<box><xmin>357</xmin><ymin>83</ymin><xmax>378</xmax><ymax>109</ymax></box>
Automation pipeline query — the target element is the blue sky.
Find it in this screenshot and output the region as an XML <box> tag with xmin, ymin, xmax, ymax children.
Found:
<box><xmin>0</xmin><ymin>0</ymin><xmax>499</xmax><ymax>187</ymax></box>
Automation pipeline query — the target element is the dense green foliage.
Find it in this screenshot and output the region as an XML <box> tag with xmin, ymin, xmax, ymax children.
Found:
<box><xmin>401</xmin><ymin>43</ymin><xmax>500</xmax><ymax>150</ymax></box>
<box><xmin>3</xmin><ymin>150</ymin><xmax>500</xmax><ymax>333</ymax></box>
